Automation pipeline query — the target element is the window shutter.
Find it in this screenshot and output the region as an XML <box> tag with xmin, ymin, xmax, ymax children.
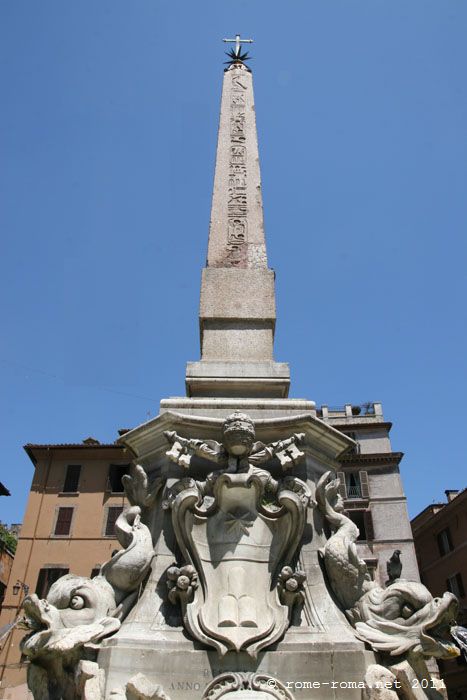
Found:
<box><xmin>364</xmin><ymin>510</ymin><xmax>374</xmax><ymax>541</ymax></box>
<box><xmin>35</xmin><ymin>569</ymin><xmax>49</xmax><ymax>598</ymax></box>
<box><xmin>105</xmin><ymin>507</ymin><xmax>123</xmax><ymax>537</ymax></box>
<box><xmin>337</xmin><ymin>472</ymin><xmax>347</xmax><ymax>499</ymax></box>
<box><xmin>54</xmin><ymin>507</ymin><xmax>73</xmax><ymax>535</ymax></box>
<box><xmin>448</xmin><ymin>574</ymin><xmax>466</xmax><ymax>599</ymax></box>
<box><xmin>359</xmin><ymin>471</ymin><xmax>369</xmax><ymax>499</ymax></box>
<box><xmin>437</xmin><ymin>533</ymin><xmax>445</xmax><ymax>557</ymax></box>
<box><xmin>437</xmin><ymin>528</ymin><xmax>453</xmax><ymax>557</ymax></box>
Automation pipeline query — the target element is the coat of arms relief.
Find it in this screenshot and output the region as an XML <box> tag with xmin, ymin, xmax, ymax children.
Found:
<box><xmin>163</xmin><ymin>411</ymin><xmax>311</xmax><ymax>657</ymax></box>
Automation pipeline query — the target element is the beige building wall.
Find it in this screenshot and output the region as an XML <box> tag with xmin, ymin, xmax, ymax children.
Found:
<box><xmin>0</xmin><ymin>443</ymin><xmax>130</xmax><ymax>699</ymax></box>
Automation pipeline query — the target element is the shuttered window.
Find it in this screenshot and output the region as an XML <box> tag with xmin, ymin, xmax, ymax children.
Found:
<box><xmin>447</xmin><ymin>573</ymin><xmax>465</xmax><ymax>598</ymax></box>
<box><xmin>346</xmin><ymin>510</ymin><xmax>365</xmax><ymax>540</ymax></box>
<box><xmin>342</xmin><ymin>471</ymin><xmax>369</xmax><ymax>499</ymax></box>
<box><xmin>54</xmin><ymin>507</ymin><xmax>74</xmax><ymax>535</ymax></box>
<box><xmin>364</xmin><ymin>509</ymin><xmax>374</xmax><ymax>541</ymax></box>
<box><xmin>63</xmin><ymin>465</ymin><xmax>81</xmax><ymax>493</ymax></box>
<box><xmin>345</xmin><ymin>509</ymin><xmax>374</xmax><ymax>541</ymax></box>
<box><xmin>437</xmin><ymin>528</ymin><xmax>453</xmax><ymax>557</ymax></box>
<box><xmin>105</xmin><ymin>507</ymin><xmax>123</xmax><ymax>537</ymax></box>
<box><xmin>35</xmin><ymin>568</ymin><xmax>69</xmax><ymax>599</ymax></box>
<box><xmin>108</xmin><ymin>465</ymin><xmax>131</xmax><ymax>493</ymax></box>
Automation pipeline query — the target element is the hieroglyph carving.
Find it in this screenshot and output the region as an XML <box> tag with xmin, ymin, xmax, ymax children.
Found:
<box><xmin>227</xmin><ymin>65</ymin><xmax>248</xmax><ymax>264</ymax></box>
<box><xmin>163</xmin><ymin>412</ymin><xmax>311</xmax><ymax>657</ymax></box>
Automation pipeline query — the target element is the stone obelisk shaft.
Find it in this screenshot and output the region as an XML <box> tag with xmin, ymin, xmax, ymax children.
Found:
<box><xmin>206</xmin><ymin>63</ymin><xmax>267</xmax><ymax>269</ymax></box>
<box><xmin>186</xmin><ymin>63</ymin><xmax>290</xmax><ymax>398</ymax></box>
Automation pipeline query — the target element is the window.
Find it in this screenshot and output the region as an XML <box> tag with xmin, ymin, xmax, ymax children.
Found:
<box><xmin>54</xmin><ymin>507</ymin><xmax>74</xmax><ymax>536</ymax></box>
<box><xmin>35</xmin><ymin>567</ymin><xmax>69</xmax><ymax>599</ymax></box>
<box><xmin>347</xmin><ymin>432</ymin><xmax>361</xmax><ymax>454</ymax></box>
<box><xmin>345</xmin><ymin>509</ymin><xmax>374</xmax><ymax>541</ymax></box>
<box><xmin>63</xmin><ymin>465</ymin><xmax>81</xmax><ymax>493</ymax></box>
<box><xmin>346</xmin><ymin>473</ymin><xmax>362</xmax><ymax>498</ymax></box>
<box><xmin>108</xmin><ymin>464</ymin><xmax>130</xmax><ymax>493</ymax></box>
<box><xmin>437</xmin><ymin>528</ymin><xmax>453</xmax><ymax>557</ymax></box>
<box><xmin>364</xmin><ymin>560</ymin><xmax>378</xmax><ymax>581</ymax></box>
<box><xmin>105</xmin><ymin>506</ymin><xmax>123</xmax><ymax>537</ymax></box>
<box><xmin>339</xmin><ymin>471</ymin><xmax>369</xmax><ymax>500</ymax></box>
<box><xmin>447</xmin><ymin>573</ymin><xmax>465</xmax><ymax>599</ymax></box>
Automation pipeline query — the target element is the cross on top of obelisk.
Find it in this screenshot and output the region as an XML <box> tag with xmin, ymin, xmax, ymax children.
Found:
<box><xmin>223</xmin><ymin>33</ymin><xmax>253</xmax><ymax>57</ymax></box>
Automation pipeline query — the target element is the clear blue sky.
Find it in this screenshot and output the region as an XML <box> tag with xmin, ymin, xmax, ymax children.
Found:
<box><xmin>1</xmin><ymin>1</ymin><xmax>466</xmax><ymax>525</ymax></box>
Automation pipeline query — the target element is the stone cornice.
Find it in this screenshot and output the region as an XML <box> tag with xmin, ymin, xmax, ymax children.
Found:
<box><xmin>118</xmin><ymin>411</ymin><xmax>355</xmax><ymax>465</ymax></box>
<box><xmin>338</xmin><ymin>452</ymin><xmax>404</xmax><ymax>468</ymax></box>
<box><xmin>332</xmin><ymin>421</ymin><xmax>392</xmax><ymax>433</ymax></box>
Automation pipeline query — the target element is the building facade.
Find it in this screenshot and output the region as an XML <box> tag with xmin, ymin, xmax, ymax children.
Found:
<box><xmin>0</xmin><ymin>439</ymin><xmax>131</xmax><ymax>698</ymax></box>
<box><xmin>321</xmin><ymin>401</ymin><xmax>419</xmax><ymax>585</ymax></box>
<box><xmin>412</xmin><ymin>489</ymin><xmax>467</xmax><ymax>700</ymax></box>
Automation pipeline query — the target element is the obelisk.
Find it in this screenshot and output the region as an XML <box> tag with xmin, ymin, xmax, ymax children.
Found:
<box><xmin>185</xmin><ymin>46</ymin><xmax>290</xmax><ymax>399</ymax></box>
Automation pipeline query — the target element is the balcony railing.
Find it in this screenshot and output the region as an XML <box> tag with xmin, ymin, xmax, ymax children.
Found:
<box><xmin>347</xmin><ymin>484</ymin><xmax>362</xmax><ymax>499</ymax></box>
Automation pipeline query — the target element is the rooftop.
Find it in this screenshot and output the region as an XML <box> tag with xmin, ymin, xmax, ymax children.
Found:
<box><xmin>318</xmin><ymin>401</ymin><xmax>388</xmax><ymax>427</ymax></box>
<box><xmin>23</xmin><ymin>440</ymin><xmax>124</xmax><ymax>465</ymax></box>
<box><xmin>411</xmin><ymin>488</ymin><xmax>467</xmax><ymax>529</ymax></box>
